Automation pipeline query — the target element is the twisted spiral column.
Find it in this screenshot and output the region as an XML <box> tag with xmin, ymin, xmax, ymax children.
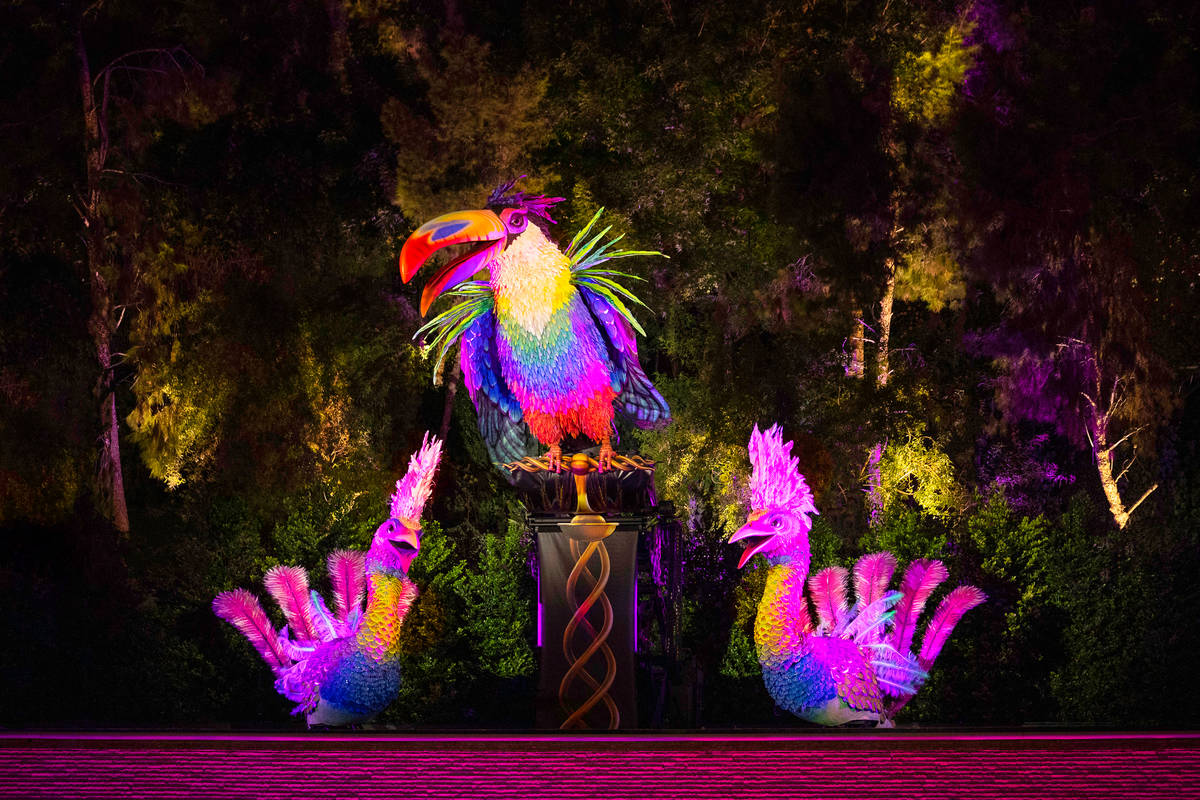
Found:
<box><xmin>559</xmin><ymin>537</ymin><xmax>619</xmax><ymax>729</ymax></box>
<box><xmin>555</xmin><ymin>454</ymin><xmax>620</xmax><ymax>730</ymax></box>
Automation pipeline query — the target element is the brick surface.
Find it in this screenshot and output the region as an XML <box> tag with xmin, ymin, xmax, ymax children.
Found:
<box><xmin>2</xmin><ymin>732</ymin><xmax>1198</xmax><ymax>799</ymax></box>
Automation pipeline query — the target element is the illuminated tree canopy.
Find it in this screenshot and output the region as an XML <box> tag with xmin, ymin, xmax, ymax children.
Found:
<box><xmin>1</xmin><ymin>0</ymin><xmax>1198</xmax><ymax>728</ymax></box>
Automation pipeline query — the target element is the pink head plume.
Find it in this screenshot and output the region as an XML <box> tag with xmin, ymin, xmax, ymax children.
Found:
<box><xmin>389</xmin><ymin>433</ymin><xmax>443</xmax><ymax>523</ymax></box>
<box><xmin>748</xmin><ymin>424</ymin><xmax>819</xmax><ymax>519</ymax></box>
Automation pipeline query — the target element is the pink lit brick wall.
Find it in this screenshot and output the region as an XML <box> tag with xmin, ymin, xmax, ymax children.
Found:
<box><xmin>2</xmin><ymin>732</ymin><xmax>1199</xmax><ymax>799</ymax></box>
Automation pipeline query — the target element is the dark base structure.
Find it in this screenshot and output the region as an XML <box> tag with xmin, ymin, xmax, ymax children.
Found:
<box><xmin>3</xmin><ymin>731</ymin><xmax>1199</xmax><ymax>799</ymax></box>
<box><xmin>512</xmin><ymin>449</ymin><xmax>683</xmax><ymax>729</ymax></box>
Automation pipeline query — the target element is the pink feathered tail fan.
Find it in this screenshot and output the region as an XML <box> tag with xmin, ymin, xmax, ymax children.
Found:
<box><xmin>263</xmin><ymin>565</ymin><xmax>320</xmax><ymax>642</ymax></box>
<box><xmin>808</xmin><ymin>566</ymin><xmax>849</xmax><ymax>632</ymax></box>
<box><xmin>917</xmin><ymin>585</ymin><xmax>987</xmax><ymax>671</ymax></box>
<box><xmin>213</xmin><ymin>589</ymin><xmax>290</xmax><ymax>672</ymax></box>
<box><xmin>853</xmin><ymin>552</ymin><xmax>897</xmax><ymax>608</ymax></box>
<box><xmin>327</xmin><ymin>549</ymin><xmax>367</xmax><ymax>623</ymax></box>
<box><xmin>890</xmin><ymin>559</ymin><xmax>949</xmax><ymax>656</ymax></box>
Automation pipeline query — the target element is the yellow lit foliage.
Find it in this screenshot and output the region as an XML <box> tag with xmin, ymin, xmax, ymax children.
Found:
<box><xmin>295</xmin><ymin>337</ymin><xmax>373</xmax><ymax>488</ymax></box>
<box><xmin>126</xmin><ymin>237</ymin><xmax>228</xmax><ymax>488</ymax></box>
<box><xmin>636</xmin><ymin>409</ymin><xmax>750</xmax><ymax>537</ymax></box>
<box><xmin>875</xmin><ymin>427</ymin><xmax>963</xmax><ymax>519</ymax></box>
<box><xmin>126</xmin><ymin>376</ymin><xmax>227</xmax><ymax>489</ymax></box>
<box><xmin>894</xmin><ymin>219</ymin><xmax>966</xmax><ymax>312</ymax></box>
<box><xmin>892</xmin><ymin>22</ymin><xmax>978</xmax><ymax>125</ymax></box>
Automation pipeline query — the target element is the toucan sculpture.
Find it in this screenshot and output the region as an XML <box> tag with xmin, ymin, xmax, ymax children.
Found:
<box><xmin>398</xmin><ymin>179</ymin><xmax>671</xmax><ymax>471</ymax></box>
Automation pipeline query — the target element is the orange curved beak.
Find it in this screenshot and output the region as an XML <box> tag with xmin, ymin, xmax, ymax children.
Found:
<box><xmin>398</xmin><ymin>210</ymin><xmax>506</xmax><ymax>315</ymax></box>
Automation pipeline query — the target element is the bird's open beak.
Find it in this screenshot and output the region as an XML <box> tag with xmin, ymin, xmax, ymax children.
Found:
<box><xmin>391</xmin><ymin>523</ymin><xmax>421</xmax><ymax>574</ymax></box>
<box><xmin>729</xmin><ymin>510</ymin><xmax>775</xmax><ymax>569</ymax></box>
<box><xmin>399</xmin><ymin>209</ymin><xmax>507</xmax><ymax>316</ymax></box>
<box><xmin>375</xmin><ymin>517</ymin><xmax>422</xmax><ymax>574</ymax></box>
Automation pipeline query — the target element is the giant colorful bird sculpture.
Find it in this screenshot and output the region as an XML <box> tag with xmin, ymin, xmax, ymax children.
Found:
<box><xmin>213</xmin><ymin>434</ymin><xmax>442</xmax><ymax>726</ymax></box>
<box><xmin>398</xmin><ymin>180</ymin><xmax>671</xmax><ymax>471</ymax></box>
<box><xmin>730</xmin><ymin>424</ymin><xmax>986</xmax><ymax>725</ymax></box>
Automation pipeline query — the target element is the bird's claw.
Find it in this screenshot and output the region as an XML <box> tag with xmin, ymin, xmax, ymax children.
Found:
<box><xmin>546</xmin><ymin>444</ymin><xmax>563</xmax><ymax>472</ymax></box>
<box><xmin>598</xmin><ymin>442</ymin><xmax>615</xmax><ymax>473</ymax></box>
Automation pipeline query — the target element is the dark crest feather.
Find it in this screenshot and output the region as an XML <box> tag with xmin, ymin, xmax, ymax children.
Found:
<box><xmin>487</xmin><ymin>175</ymin><xmax>564</xmax><ymax>224</ymax></box>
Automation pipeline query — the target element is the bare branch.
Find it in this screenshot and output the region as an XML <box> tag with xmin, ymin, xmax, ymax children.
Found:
<box><xmin>1124</xmin><ymin>483</ymin><xmax>1159</xmax><ymax>519</ymax></box>
<box><xmin>94</xmin><ymin>48</ymin><xmax>189</xmax><ymax>85</ymax></box>
<box><xmin>1098</xmin><ymin>424</ymin><xmax>1146</xmax><ymax>457</ymax></box>
<box><xmin>1108</xmin><ymin>374</ymin><xmax>1126</xmax><ymax>415</ymax></box>
<box><xmin>99</xmin><ymin>64</ymin><xmax>111</xmax><ymax>166</ymax></box>
<box><xmin>101</xmin><ymin>168</ymin><xmax>186</xmax><ymax>189</ymax></box>
<box><xmin>71</xmin><ymin>193</ymin><xmax>89</xmax><ymax>223</ymax></box>
<box><xmin>104</xmin><ymin>65</ymin><xmax>172</xmax><ymax>81</ymax></box>
<box><xmin>1115</xmin><ymin>455</ymin><xmax>1136</xmax><ymax>484</ymax></box>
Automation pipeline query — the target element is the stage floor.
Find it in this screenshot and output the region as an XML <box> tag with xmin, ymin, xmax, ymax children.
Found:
<box><xmin>3</xmin><ymin>730</ymin><xmax>1199</xmax><ymax>799</ymax></box>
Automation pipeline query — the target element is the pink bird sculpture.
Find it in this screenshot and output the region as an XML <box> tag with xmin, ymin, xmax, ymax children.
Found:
<box><xmin>398</xmin><ymin>179</ymin><xmax>670</xmax><ymax>471</ymax></box>
<box><xmin>730</xmin><ymin>424</ymin><xmax>986</xmax><ymax>726</ymax></box>
<box><xmin>213</xmin><ymin>434</ymin><xmax>442</xmax><ymax>726</ymax></box>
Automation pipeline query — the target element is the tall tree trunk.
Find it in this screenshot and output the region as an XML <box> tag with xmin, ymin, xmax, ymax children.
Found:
<box><xmin>76</xmin><ymin>26</ymin><xmax>130</xmax><ymax>534</ymax></box>
<box><xmin>848</xmin><ymin>309</ymin><xmax>865</xmax><ymax>379</ymax></box>
<box><xmin>1078</xmin><ymin>347</ymin><xmax>1158</xmax><ymax>531</ymax></box>
<box><xmin>876</xmin><ymin>258</ymin><xmax>896</xmax><ymax>387</ymax></box>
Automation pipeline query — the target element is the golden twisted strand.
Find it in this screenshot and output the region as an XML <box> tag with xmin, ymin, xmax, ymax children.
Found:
<box><xmin>503</xmin><ymin>452</ymin><xmax>656</xmax><ymax>474</ymax></box>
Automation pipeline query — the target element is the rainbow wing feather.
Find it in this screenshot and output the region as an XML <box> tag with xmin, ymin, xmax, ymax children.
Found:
<box><xmin>579</xmin><ymin>289</ymin><xmax>671</xmax><ymax>429</ymax></box>
<box><xmin>460</xmin><ymin>308</ymin><xmax>539</xmax><ymax>464</ymax></box>
<box><xmin>570</xmin><ymin>209</ymin><xmax>670</xmax><ymax>430</ymax></box>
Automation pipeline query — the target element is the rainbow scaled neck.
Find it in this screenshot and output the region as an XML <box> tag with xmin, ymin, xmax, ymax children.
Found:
<box><xmin>355</xmin><ymin>568</ymin><xmax>415</xmax><ymax>661</ymax></box>
<box><xmin>356</xmin><ymin>517</ymin><xmax>420</xmax><ymax>661</ymax></box>
<box><xmin>752</xmin><ymin>508</ymin><xmax>813</xmax><ymax>663</ymax></box>
<box><xmin>490</xmin><ymin>225</ymin><xmax>573</xmax><ymax>336</ymax></box>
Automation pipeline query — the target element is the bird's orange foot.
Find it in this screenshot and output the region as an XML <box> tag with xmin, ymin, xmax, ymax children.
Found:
<box><xmin>598</xmin><ymin>441</ymin><xmax>615</xmax><ymax>472</ymax></box>
<box><xmin>545</xmin><ymin>444</ymin><xmax>563</xmax><ymax>472</ymax></box>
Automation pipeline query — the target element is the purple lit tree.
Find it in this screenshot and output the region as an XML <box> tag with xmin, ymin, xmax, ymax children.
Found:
<box><xmin>957</xmin><ymin>3</ymin><xmax>1186</xmax><ymax>530</ymax></box>
<box><xmin>972</xmin><ymin>236</ymin><xmax>1173</xmax><ymax>530</ymax></box>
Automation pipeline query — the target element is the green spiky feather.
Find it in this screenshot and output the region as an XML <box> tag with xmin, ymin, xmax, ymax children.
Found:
<box><xmin>413</xmin><ymin>209</ymin><xmax>664</xmax><ymax>374</ymax></box>
<box><xmin>567</xmin><ymin>208</ymin><xmax>666</xmax><ymax>336</ymax></box>
<box><xmin>414</xmin><ymin>281</ymin><xmax>493</xmax><ymax>376</ymax></box>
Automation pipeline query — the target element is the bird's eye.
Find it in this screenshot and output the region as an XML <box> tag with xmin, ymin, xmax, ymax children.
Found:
<box><xmin>771</xmin><ymin>516</ymin><xmax>783</xmax><ymax>529</ymax></box>
<box><xmin>507</xmin><ymin>212</ymin><xmax>527</xmax><ymax>232</ymax></box>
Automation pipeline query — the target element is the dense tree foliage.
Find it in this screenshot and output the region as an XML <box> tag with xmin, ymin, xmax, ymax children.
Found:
<box><xmin>2</xmin><ymin>0</ymin><xmax>1198</xmax><ymax>727</ymax></box>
